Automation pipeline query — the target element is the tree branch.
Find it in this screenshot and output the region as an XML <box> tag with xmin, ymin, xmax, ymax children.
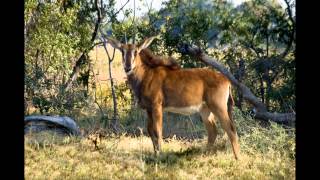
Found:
<box><xmin>100</xmin><ymin>36</ymin><xmax>120</xmax><ymax>132</ymax></box>
<box><xmin>65</xmin><ymin>0</ymin><xmax>132</xmax><ymax>92</ymax></box>
<box><xmin>279</xmin><ymin>0</ymin><xmax>295</xmax><ymax>59</ymax></box>
<box><xmin>64</xmin><ymin>0</ymin><xmax>102</xmax><ymax>92</ymax></box>
<box><xmin>101</xmin><ymin>0</ymin><xmax>130</xmax><ymax>25</ymax></box>
<box><xmin>132</xmin><ymin>0</ymin><xmax>136</xmax><ymax>43</ymax></box>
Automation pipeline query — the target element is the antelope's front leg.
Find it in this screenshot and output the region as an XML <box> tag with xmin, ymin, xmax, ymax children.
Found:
<box><xmin>150</xmin><ymin>105</ymin><xmax>163</xmax><ymax>156</ymax></box>
<box><xmin>146</xmin><ymin>110</ymin><xmax>156</xmax><ymax>151</ymax></box>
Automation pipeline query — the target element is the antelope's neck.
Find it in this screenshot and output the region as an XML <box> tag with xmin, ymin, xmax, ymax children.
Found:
<box><xmin>126</xmin><ymin>58</ymin><xmax>147</xmax><ymax>105</ymax></box>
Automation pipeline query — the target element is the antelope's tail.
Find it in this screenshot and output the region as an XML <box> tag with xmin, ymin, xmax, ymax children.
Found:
<box><xmin>227</xmin><ymin>84</ymin><xmax>235</xmax><ymax>122</ymax></box>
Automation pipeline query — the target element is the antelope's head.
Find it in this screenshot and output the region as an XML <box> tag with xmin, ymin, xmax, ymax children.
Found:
<box><xmin>106</xmin><ymin>36</ymin><xmax>156</xmax><ymax>74</ymax></box>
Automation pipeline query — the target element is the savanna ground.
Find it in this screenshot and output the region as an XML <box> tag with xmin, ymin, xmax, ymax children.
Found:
<box><xmin>25</xmin><ymin>107</ymin><xmax>295</xmax><ymax>180</ymax></box>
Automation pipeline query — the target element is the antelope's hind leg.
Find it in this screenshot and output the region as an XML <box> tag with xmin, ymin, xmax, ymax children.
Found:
<box><xmin>200</xmin><ymin>106</ymin><xmax>218</xmax><ymax>146</ymax></box>
<box><xmin>210</xmin><ymin>106</ymin><xmax>240</xmax><ymax>160</ymax></box>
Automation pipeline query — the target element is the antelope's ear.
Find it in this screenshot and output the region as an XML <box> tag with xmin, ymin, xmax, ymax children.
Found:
<box><xmin>106</xmin><ymin>37</ymin><xmax>122</xmax><ymax>50</ymax></box>
<box><xmin>137</xmin><ymin>36</ymin><xmax>157</xmax><ymax>52</ymax></box>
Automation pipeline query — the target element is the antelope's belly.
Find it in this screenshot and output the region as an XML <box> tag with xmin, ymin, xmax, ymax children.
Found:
<box><xmin>164</xmin><ymin>103</ymin><xmax>204</xmax><ymax>115</ymax></box>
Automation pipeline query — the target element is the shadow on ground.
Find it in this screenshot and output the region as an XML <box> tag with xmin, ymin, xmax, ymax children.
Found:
<box><xmin>139</xmin><ymin>140</ymin><xmax>229</xmax><ymax>166</ymax></box>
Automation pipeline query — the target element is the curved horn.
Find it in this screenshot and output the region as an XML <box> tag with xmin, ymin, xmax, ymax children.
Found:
<box><xmin>137</xmin><ymin>36</ymin><xmax>158</xmax><ymax>52</ymax></box>
<box><xmin>106</xmin><ymin>37</ymin><xmax>122</xmax><ymax>50</ymax></box>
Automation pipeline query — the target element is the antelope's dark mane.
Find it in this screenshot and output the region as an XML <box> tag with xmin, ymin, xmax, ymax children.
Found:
<box><xmin>139</xmin><ymin>49</ymin><xmax>180</xmax><ymax>70</ymax></box>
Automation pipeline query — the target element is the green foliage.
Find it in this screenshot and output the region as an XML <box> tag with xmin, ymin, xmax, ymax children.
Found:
<box><xmin>25</xmin><ymin>0</ymin><xmax>97</xmax><ymax>114</ymax></box>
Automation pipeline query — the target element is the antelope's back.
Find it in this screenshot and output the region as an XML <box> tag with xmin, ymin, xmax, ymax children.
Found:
<box><xmin>161</xmin><ymin>68</ymin><xmax>226</xmax><ymax>107</ymax></box>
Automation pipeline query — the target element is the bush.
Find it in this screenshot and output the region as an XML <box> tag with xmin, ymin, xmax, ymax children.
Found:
<box><xmin>233</xmin><ymin>107</ymin><xmax>295</xmax><ymax>159</ymax></box>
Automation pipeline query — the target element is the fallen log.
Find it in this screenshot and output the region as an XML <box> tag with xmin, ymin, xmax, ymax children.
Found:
<box><xmin>25</xmin><ymin>115</ymin><xmax>80</xmax><ymax>136</ymax></box>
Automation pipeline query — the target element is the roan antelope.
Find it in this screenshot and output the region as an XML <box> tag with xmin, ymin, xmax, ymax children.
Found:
<box><xmin>107</xmin><ymin>36</ymin><xmax>240</xmax><ymax>160</ymax></box>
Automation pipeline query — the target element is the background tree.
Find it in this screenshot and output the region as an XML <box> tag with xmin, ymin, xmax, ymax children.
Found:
<box><xmin>25</xmin><ymin>0</ymin><xmax>295</xmax><ymax>124</ymax></box>
<box><xmin>25</xmin><ymin>0</ymin><xmax>93</xmax><ymax>114</ymax></box>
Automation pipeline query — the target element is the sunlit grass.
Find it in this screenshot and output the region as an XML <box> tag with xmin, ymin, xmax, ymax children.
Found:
<box><xmin>25</xmin><ymin>110</ymin><xmax>295</xmax><ymax>179</ymax></box>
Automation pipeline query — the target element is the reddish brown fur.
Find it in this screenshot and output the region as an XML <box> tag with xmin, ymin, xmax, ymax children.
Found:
<box><xmin>108</xmin><ymin>37</ymin><xmax>240</xmax><ymax>159</ymax></box>
<box><xmin>139</xmin><ymin>49</ymin><xmax>180</xmax><ymax>70</ymax></box>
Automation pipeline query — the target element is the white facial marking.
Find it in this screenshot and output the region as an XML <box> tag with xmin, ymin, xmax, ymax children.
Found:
<box><xmin>164</xmin><ymin>103</ymin><xmax>205</xmax><ymax>116</ymax></box>
<box><xmin>122</xmin><ymin>49</ymin><xmax>127</xmax><ymax>60</ymax></box>
<box><xmin>122</xmin><ymin>49</ymin><xmax>137</xmax><ymax>75</ymax></box>
<box><xmin>130</xmin><ymin>50</ymin><xmax>136</xmax><ymax>68</ymax></box>
<box><xmin>122</xmin><ymin>49</ymin><xmax>127</xmax><ymax>68</ymax></box>
<box><xmin>126</xmin><ymin>70</ymin><xmax>134</xmax><ymax>76</ymax></box>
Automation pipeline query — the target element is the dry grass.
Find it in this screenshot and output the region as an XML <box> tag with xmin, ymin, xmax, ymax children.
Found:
<box><xmin>89</xmin><ymin>45</ymin><xmax>126</xmax><ymax>84</ymax></box>
<box><xmin>25</xmin><ymin>110</ymin><xmax>295</xmax><ymax>180</ymax></box>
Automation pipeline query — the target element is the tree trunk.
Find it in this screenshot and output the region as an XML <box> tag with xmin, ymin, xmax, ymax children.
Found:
<box><xmin>128</xmin><ymin>84</ymin><xmax>137</xmax><ymax>108</ymax></box>
<box><xmin>259</xmin><ymin>76</ymin><xmax>265</xmax><ymax>104</ymax></box>
<box><xmin>64</xmin><ymin>53</ymin><xmax>88</xmax><ymax>91</ymax></box>
<box><xmin>236</xmin><ymin>90</ymin><xmax>243</xmax><ymax>110</ymax></box>
<box><xmin>101</xmin><ymin>41</ymin><xmax>120</xmax><ymax>133</ymax></box>
<box><xmin>64</xmin><ymin>0</ymin><xmax>101</xmax><ymax>92</ymax></box>
<box><xmin>108</xmin><ymin>49</ymin><xmax>120</xmax><ymax>132</ymax></box>
<box><xmin>266</xmin><ymin>79</ymin><xmax>272</xmax><ymax>111</ymax></box>
<box><xmin>234</xmin><ymin>58</ymin><xmax>245</xmax><ymax>110</ymax></box>
<box><xmin>182</xmin><ymin>45</ymin><xmax>295</xmax><ymax>124</ymax></box>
